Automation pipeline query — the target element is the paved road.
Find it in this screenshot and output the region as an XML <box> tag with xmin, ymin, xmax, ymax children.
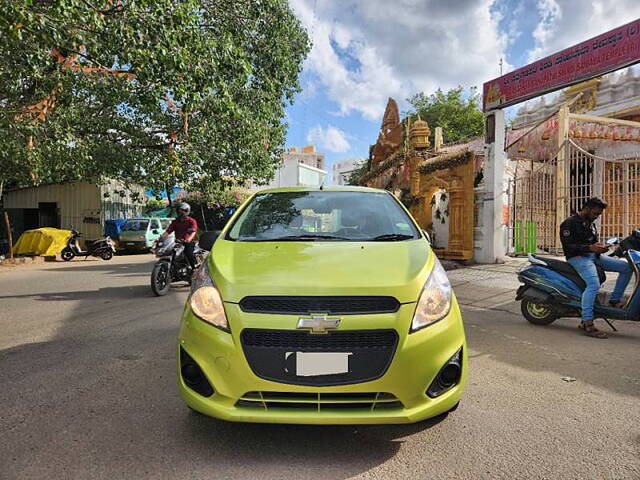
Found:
<box><xmin>1</xmin><ymin>256</ymin><xmax>639</xmax><ymax>479</ymax></box>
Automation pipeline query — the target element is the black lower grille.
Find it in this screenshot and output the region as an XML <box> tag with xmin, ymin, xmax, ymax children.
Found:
<box><xmin>236</xmin><ymin>391</ymin><xmax>404</xmax><ymax>411</ymax></box>
<box><xmin>238</xmin><ymin>296</ymin><xmax>400</xmax><ymax>315</ymax></box>
<box><xmin>240</xmin><ymin>329</ymin><xmax>398</xmax><ymax>386</ymax></box>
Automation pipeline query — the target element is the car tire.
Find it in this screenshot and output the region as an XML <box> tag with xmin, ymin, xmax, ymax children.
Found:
<box><xmin>521</xmin><ymin>299</ymin><xmax>557</xmax><ymax>325</ymax></box>
<box><xmin>151</xmin><ymin>262</ymin><xmax>171</xmax><ymax>296</ymax></box>
<box><xmin>61</xmin><ymin>248</ymin><xmax>75</xmax><ymax>262</ymax></box>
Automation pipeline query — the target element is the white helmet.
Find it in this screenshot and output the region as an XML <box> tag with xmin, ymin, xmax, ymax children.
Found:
<box><xmin>176</xmin><ymin>202</ymin><xmax>191</xmax><ymax>215</ymax></box>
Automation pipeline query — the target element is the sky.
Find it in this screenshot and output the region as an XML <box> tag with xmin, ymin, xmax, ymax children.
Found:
<box><xmin>284</xmin><ymin>0</ymin><xmax>640</xmax><ymax>180</ymax></box>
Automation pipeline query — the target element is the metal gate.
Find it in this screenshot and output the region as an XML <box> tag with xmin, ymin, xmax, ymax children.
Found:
<box><xmin>507</xmin><ymin>156</ymin><xmax>557</xmax><ymax>254</ymax></box>
<box><xmin>508</xmin><ymin>139</ymin><xmax>640</xmax><ymax>255</ymax></box>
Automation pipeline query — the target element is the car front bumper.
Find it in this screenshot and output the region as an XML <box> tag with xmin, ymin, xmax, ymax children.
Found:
<box><xmin>117</xmin><ymin>240</ymin><xmax>150</xmax><ymax>250</ymax></box>
<box><xmin>177</xmin><ymin>300</ymin><xmax>467</xmax><ymax>425</ymax></box>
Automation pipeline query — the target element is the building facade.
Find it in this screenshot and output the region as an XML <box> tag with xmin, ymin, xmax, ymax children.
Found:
<box><xmin>3</xmin><ymin>180</ymin><xmax>146</xmax><ymax>240</ymax></box>
<box><xmin>251</xmin><ymin>146</ymin><xmax>328</xmax><ymax>191</ymax></box>
<box><xmin>285</xmin><ymin>145</ymin><xmax>325</xmax><ymax>170</ymax></box>
<box><xmin>513</xmin><ymin>67</ymin><xmax>640</xmax><ymax>129</ymax></box>
<box><xmin>332</xmin><ymin>158</ymin><xmax>365</xmax><ymax>186</ymax></box>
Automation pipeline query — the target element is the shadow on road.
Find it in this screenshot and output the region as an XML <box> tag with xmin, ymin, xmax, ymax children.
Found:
<box><xmin>0</xmin><ymin>284</ymin><xmax>190</xmax><ymax>304</ymax></box>
<box><xmin>173</xmin><ymin>414</ymin><xmax>446</xmax><ymax>478</ymax></box>
<box><xmin>1</xmin><ymin>250</ymin><xmax>458</xmax><ymax>478</ymax></box>
<box><xmin>461</xmin><ymin>290</ymin><xmax>640</xmax><ymax>399</ymax></box>
<box><xmin>44</xmin><ymin>260</ymin><xmax>154</xmax><ymax>276</ymax></box>
<box><xmin>0</xmin><ymin>285</ymin><xmax>153</xmax><ymax>302</ymax></box>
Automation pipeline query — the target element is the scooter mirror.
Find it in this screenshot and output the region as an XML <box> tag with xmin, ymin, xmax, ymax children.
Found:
<box><xmin>606</xmin><ymin>237</ymin><xmax>619</xmax><ymax>245</ymax></box>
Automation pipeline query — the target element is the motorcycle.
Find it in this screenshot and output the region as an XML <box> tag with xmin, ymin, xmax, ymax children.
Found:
<box><xmin>61</xmin><ymin>229</ymin><xmax>116</xmax><ymax>262</ymax></box>
<box><xmin>515</xmin><ymin>232</ymin><xmax>640</xmax><ymax>330</ymax></box>
<box><xmin>150</xmin><ymin>238</ymin><xmax>206</xmax><ymax>296</ymax></box>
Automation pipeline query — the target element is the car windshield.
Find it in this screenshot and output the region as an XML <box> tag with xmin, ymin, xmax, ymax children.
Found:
<box><xmin>122</xmin><ymin>220</ymin><xmax>149</xmax><ymax>231</ymax></box>
<box><xmin>227</xmin><ymin>191</ymin><xmax>421</xmax><ymax>242</ymax></box>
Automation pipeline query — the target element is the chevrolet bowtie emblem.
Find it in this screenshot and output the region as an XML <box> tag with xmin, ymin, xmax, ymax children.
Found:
<box><xmin>297</xmin><ymin>314</ymin><xmax>341</xmax><ymax>334</ymax></box>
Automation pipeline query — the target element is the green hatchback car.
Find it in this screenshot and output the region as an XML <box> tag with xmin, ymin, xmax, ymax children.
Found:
<box><xmin>178</xmin><ymin>187</ymin><xmax>466</xmax><ymax>424</ymax></box>
<box><xmin>118</xmin><ymin>217</ymin><xmax>174</xmax><ymax>252</ymax></box>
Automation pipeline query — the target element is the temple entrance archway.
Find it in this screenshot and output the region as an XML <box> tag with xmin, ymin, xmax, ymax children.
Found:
<box><xmin>482</xmin><ymin>18</ymin><xmax>640</xmax><ymax>261</ymax></box>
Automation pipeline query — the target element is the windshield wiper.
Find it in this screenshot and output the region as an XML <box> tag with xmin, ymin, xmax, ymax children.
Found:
<box><xmin>271</xmin><ymin>234</ymin><xmax>351</xmax><ymax>241</ymax></box>
<box><xmin>370</xmin><ymin>234</ymin><xmax>415</xmax><ymax>241</ymax></box>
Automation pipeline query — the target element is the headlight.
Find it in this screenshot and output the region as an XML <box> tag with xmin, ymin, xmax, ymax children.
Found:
<box><xmin>189</xmin><ymin>261</ymin><xmax>229</xmax><ymax>331</ymax></box>
<box><xmin>411</xmin><ymin>257</ymin><xmax>452</xmax><ymax>332</ymax></box>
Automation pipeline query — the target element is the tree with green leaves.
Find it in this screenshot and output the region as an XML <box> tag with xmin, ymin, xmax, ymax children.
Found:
<box><xmin>0</xmin><ymin>0</ymin><xmax>310</xmax><ymax>200</ymax></box>
<box><xmin>345</xmin><ymin>160</ymin><xmax>368</xmax><ymax>186</ymax></box>
<box><xmin>407</xmin><ymin>86</ymin><xmax>484</xmax><ymax>145</ymax></box>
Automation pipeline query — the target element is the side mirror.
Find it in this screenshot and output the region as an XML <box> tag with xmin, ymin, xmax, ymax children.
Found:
<box><xmin>606</xmin><ymin>237</ymin><xmax>619</xmax><ymax>245</ymax></box>
<box><xmin>199</xmin><ymin>230</ymin><xmax>221</xmax><ymax>251</ymax></box>
<box><xmin>152</xmin><ymin>229</ymin><xmax>159</xmax><ymax>235</ymax></box>
<box><xmin>422</xmin><ymin>229</ymin><xmax>431</xmax><ymax>243</ymax></box>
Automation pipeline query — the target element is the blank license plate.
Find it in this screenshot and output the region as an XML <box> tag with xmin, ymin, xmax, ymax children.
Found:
<box><xmin>287</xmin><ymin>352</ymin><xmax>351</xmax><ymax>376</ymax></box>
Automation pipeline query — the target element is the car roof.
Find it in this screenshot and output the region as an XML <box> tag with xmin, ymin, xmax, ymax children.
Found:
<box><xmin>253</xmin><ymin>186</ymin><xmax>386</xmax><ymax>194</ymax></box>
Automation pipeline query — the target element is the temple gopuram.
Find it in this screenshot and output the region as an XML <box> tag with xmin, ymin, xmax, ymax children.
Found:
<box><xmin>360</xmin><ymin>98</ymin><xmax>477</xmax><ymax>260</ymax></box>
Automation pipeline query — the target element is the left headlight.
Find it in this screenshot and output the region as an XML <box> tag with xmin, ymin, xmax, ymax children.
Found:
<box><xmin>189</xmin><ymin>260</ymin><xmax>229</xmax><ymax>331</ymax></box>
<box><xmin>411</xmin><ymin>257</ymin><xmax>452</xmax><ymax>332</ymax></box>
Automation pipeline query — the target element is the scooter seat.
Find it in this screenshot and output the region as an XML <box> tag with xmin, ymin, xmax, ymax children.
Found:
<box><xmin>531</xmin><ymin>255</ymin><xmax>606</xmax><ymax>290</ymax></box>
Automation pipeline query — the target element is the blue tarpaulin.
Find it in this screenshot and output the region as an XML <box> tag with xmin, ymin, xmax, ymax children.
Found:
<box><xmin>104</xmin><ymin>219</ymin><xmax>127</xmax><ymax>240</ymax></box>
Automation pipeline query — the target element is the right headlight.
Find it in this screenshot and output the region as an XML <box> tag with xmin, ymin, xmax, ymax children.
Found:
<box><xmin>411</xmin><ymin>257</ymin><xmax>452</xmax><ymax>332</ymax></box>
<box><xmin>189</xmin><ymin>260</ymin><xmax>229</xmax><ymax>331</ymax></box>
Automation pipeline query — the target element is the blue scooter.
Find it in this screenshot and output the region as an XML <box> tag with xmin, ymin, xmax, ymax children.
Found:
<box><xmin>515</xmin><ymin>233</ymin><xmax>640</xmax><ymax>330</ymax></box>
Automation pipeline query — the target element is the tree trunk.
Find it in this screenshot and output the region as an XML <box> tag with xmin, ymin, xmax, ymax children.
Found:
<box><xmin>4</xmin><ymin>211</ymin><xmax>13</xmax><ymax>259</ymax></box>
<box><xmin>200</xmin><ymin>204</ymin><xmax>208</xmax><ymax>231</ymax></box>
<box><xmin>165</xmin><ymin>185</ymin><xmax>173</xmax><ymax>208</ymax></box>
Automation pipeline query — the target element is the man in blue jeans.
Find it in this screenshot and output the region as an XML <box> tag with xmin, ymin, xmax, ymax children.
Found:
<box><xmin>560</xmin><ymin>197</ymin><xmax>632</xmax><ymax>338</ymax></box>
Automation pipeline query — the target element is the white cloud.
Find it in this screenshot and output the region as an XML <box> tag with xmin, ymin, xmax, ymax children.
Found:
<box><xmin>307</xmin><ymin>125</ymin><xmax>351</xmax><ymax>153</ymax></box>
<box><xmin>527</xmin><ymin>0</ymin><xmax>640</xmax><ymax>62</ymax></box>
<box><xmin>289</xmin><ymin>0</ymin><xmax>510</xmax><ymax>121</ymax></box>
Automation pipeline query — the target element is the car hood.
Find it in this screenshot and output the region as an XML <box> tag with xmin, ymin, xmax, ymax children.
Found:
<box><xmin>209</xmin><ymin>239</ymin><xmax>432</xmax><ymax>304</ymax></box>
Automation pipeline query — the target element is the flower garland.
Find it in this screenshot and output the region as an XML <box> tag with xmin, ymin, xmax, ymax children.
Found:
<box><xmin>358</xmin><ymin>149</ymin><xmax>406</xmax><ymax>185</ymax></box>
<box><xmin>359</xmin><ymin>147</ymin><xmax>473</xmax><ymax>185</ymax></box>
<box><xmin>418</xmin><ymin>150</ymin><xmax>473</xmax><ymax>175</ymax></box>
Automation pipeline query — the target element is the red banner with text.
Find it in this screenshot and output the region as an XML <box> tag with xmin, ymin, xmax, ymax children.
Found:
<box><xmin>483</xmin><ymin>19</ymin><xmax>640</xmax><ymax>111</ymax></box>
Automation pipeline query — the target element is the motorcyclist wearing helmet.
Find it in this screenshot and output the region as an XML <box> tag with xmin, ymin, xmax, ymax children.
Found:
<box><xmin>159</xmin><ymin>202</ymin><xmax>198</xmax><ymax>270</ymax></box>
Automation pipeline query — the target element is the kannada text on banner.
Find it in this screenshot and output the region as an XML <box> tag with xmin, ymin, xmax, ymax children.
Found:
<box><xmin>483</xmin><ymin>19</ymin><xmax>640</xmax><ymax>111</ymax></box>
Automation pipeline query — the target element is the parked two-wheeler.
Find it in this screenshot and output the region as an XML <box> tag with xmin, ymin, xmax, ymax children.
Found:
<box><xmin>61</xmin><ymin>229</ymin><xmax>116</xmax><ymax>261</ymax></box>
<box><xmin>150</xmin><ymin>238</ymin><xmax>206</xmax><ymax>296</ymax></box>
<box><xmin>515</xmin><ymin>232</ymin><xmax>640</xmax><ymax>329</ymax></box>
